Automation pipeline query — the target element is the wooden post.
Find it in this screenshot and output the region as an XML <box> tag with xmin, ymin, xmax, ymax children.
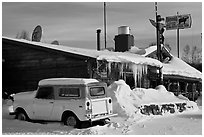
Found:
<box><xmin>155</xmin><ymin>3</ymin><xmax>161</xmax><ymax>62</ymax></box>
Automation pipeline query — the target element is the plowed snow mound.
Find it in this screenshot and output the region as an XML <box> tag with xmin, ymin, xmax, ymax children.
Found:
<box><xmin>107</xmin><ymin>80</ymin><xmax>198</xmax><ymax>118</ymax></box>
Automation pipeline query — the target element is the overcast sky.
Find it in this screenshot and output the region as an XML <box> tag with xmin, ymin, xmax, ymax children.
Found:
<box><xmin>2</xmin><ymin>2</ymin><xmax>202</xmax><ymax>56</ymax></box>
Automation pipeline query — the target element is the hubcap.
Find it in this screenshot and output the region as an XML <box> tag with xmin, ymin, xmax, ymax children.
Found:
<box><xmin>66</xmin><ymin>116</ymin><xmax>77</xmax><ymax>126</ymax></box>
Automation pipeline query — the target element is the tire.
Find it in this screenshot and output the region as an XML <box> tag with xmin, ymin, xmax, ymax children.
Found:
<box><xmin>16</xmin><ymin>111</ymin><xmax>28</xmax><ymax>121</ymax></box>
<box><xmin>64</xmin><ymin>114</ymin><xmax>79</xmax><ymax>127</ymax></box>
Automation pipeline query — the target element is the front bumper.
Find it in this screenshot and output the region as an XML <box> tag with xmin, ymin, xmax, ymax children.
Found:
<box><xmin>9</xmin><ymin>112</ymin><xmax>16</xmax><ymax>115</ymax></box>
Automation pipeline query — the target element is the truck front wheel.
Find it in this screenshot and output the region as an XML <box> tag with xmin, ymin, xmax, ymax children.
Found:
<box><xmin>16</xmin><ymin>111</ymin><xmax>28</xmax><ymax>121</ymax></box>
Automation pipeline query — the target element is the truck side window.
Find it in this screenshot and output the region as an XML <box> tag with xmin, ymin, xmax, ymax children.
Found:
<box><xmin>36</xmin><ymin>87</ymin><xmax>54</xmax><ymax>99</ymax></box>
<box><xmin>59</xmin><ymin>87</ymin><xmax>80</xmax><ymax>97</ymax></box>
<box><xmin>90</xmin><ymin>87</ymin><xmax>105</xmax><ymax>96</ymax></box>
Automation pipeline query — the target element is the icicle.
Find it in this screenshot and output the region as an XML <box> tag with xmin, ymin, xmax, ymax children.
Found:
<box><xmin>108</xmin><ymin>62</ymin><xmax>111</xmax><ymax>74</ymax></box>
<box><xmin>138</xmin><ymin>64</ymin><xmax>142</xmax><ymax>88</ymax></box>
<box><xmin>119</xmin><ymin>63</ymin><xmax>124</xmax><ymax>79</ymax></box>
<box><xmin>131</xmin><ymin>63</ymin><xmax>148</xmax><ymax>88</ymax></box>
<box><xmin>132</xmin><ymin>64</ymin><xmax>137</xmax><ymax>88</ymax></box>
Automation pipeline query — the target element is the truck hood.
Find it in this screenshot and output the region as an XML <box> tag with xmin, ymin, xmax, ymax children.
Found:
<box><xmin>14</xmin><ymin>90</ymin><xmax>37</xmax><ymax>100</ymax></box>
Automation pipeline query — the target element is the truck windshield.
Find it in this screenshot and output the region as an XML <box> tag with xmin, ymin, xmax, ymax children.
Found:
<box><xmin>89</xmin><ymin>87</ymin><xmax>105</xmax><ymax>96</ymax></box>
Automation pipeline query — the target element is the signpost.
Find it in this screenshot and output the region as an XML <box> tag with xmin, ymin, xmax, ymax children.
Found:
<box><xmin>150</xmin><ymin>6</ymin><xmax>192</xmax><ymax>59</ymax></box>
<box><xmin>165</xmin><ymin>14</ymin><xmax>192</xmax><ymax>58</ymax></box>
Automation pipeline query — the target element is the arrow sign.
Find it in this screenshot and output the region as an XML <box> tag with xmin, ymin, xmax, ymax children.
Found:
<box><xmin>149</xmin><ymin>19</ymin><xmax>156</xmax><ymax>27</ymax></box>
<box><xmin>149</xmin><ymin>19</ymin><xmax>165</xmax><ymax>30</ymax></box>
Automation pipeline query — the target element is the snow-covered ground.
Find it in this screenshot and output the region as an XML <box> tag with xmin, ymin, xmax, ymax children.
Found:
<box><xmin>2</xmin><ymin>80</ymin><xmax>202</xmax><ymax>135</ymax></box>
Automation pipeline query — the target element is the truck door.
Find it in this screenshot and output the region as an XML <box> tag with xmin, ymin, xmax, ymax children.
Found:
<box><xmin>33</xmin><ymin>86</ymin><xmax>55</xmax><ymax>120</ymax></box>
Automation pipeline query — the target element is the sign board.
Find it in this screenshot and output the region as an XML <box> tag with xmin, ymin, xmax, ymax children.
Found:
<box><xmin>166</xmin><ymin>14</ymin><xmax>192</xmax><ymax>30</ymax></box>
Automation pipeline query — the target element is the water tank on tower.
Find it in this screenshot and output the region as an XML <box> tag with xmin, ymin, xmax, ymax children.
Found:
<box><xmin>114</xmin><ymin>26</ymin><xmax>134</xmax><ymax>52</ymax></box>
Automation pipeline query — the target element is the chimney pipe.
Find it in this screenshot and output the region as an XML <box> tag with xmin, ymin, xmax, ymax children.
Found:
<box><xmin>96</xmin><ymin>29</ymin><xmax>101</xmax><ymax>51</ymax></box>
<box><xmin>114</xmin><ymin>26</ymin><xmax>134</xmax><ymax>52</ymax></box>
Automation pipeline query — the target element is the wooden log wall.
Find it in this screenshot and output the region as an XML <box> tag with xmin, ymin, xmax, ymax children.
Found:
<box><xmin>3</xmin><ymin>39</ymin><xmax>94</xmax><ymax>93</ymax></box>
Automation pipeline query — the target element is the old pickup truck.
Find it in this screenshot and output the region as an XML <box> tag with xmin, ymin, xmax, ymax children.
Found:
<box><xmin>9</xmin><ymin>78</ymin><xmax>117</xmax><ymax>127</ymax></box>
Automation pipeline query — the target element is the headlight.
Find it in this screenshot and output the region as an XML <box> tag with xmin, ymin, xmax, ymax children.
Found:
<box><xmin>8</xmin><ymin>105</ymin><xmax>14</xmax><ymax>113</ymax></box>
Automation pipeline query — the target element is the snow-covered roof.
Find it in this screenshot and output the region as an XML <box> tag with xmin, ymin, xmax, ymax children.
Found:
<box><xmin>3</xmin><ymin>36</ymin><xmax>98</xmax><ymax>59</ymax></box>
<box><xmin>142</xmin><ymin>45</ymin><xmax>202</xmax><ymax>79</ymax></box>
<box><xmin>163</xmin><ymin>57</ymin><xmax>202</xmax><ymax>79</ymax></box>
<box><xmin>3</xmin><ymin>36</ymin><xmax>162</xmax><ymax>67</ymax></box>
<box><xmin>97</xmin><ymin>51</ymin><xmax>162</xmax><ymax>67</ymax></box>
<box><xmin>39</xmin><ymin>78</ymin><xmax>99</xmax><ymax>86</ymax></box>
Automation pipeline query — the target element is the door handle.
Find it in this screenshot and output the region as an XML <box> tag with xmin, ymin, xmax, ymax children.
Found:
<box><xmin>49</xmin><ymin>101</ymin><xmax>54</xmax><ymax>104</ymax></box>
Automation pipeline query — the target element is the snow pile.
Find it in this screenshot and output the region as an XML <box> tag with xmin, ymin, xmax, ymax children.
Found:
<box><xmin>107</xmin><ymin>80</ymin><xmax>198</xmax><ymax>118</ymax></box>
<box><xmin>135</xmin><ymin>85</ymin><xmax>185</xmax><ymax>105</ymax></box>
<box><xmin>107</xmin><ymin>80</ymin><xmax>142</xmax><ymax>118</ymax></box>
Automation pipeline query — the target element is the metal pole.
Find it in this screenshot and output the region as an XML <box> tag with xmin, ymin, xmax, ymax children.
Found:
<box><xmin>104</xmin><ymin>2</ymin><xmax>107</xmax><ymax>49</ymax></box>
<box><xmin>96</xmin><ymin>29</ymin><xmax>101</xmax><ymax>51</ymax></box>
<box><xmin>177</xmin><ymin>12</ymin><xmax>179</xmax><ymax>58</ymax></box>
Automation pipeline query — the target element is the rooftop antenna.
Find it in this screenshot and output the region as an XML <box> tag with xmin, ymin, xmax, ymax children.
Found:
<box><xmin>104</xmin><ymin>2</ymin><xmax>107</xmax><ymax>49</ymax></box>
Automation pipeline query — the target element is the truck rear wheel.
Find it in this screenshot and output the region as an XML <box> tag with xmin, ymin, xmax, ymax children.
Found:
<box><xmin>64</xmin><ymin>114</ymin><xmax>79</xmax><ymax>127</ymax></box>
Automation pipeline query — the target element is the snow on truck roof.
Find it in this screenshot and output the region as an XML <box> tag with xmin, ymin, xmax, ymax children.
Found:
<box><xmin>38</xmin><ymin>78</ymin><xmax>99</xmax><ymax>86</ymax></box>
<box><xmin>3</xmin><ymin>36</ymin><xmax>162</xmax><ymax>67</ymax></box>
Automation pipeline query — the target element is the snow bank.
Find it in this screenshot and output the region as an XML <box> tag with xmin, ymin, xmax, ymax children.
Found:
<box><xmin>107</xmin><ymin>80</ymin><xmax>198</xmax><ymax>118</ymax></box>
<box><xmin>135</xmin><ymin>85</ymin><xmax>186</xmax><ymax>105</ymax></box>
<box><xmin>107</xmin><ymin>80</ymin><xmax>142</xmax><ymax>118</ymax></box>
